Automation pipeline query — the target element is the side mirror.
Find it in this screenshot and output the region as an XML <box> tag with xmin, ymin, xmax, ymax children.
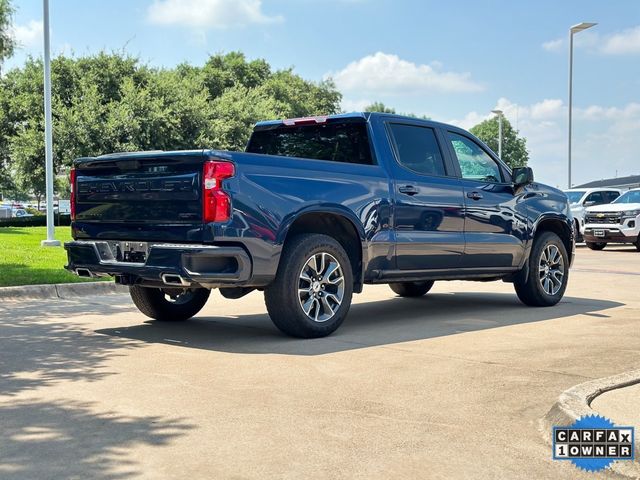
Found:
<box><xmin>583</xmin><ymin>200</ymin><xmax>596</xmax><ymax>207</ymax></box>
<box><xmin>512</xmin><ymin>166</ymin><xmax>534</xmax><ymax>187</ymax></box>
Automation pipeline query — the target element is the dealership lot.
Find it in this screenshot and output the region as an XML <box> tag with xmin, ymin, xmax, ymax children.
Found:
<box><xmin>1</xmin><ymin>246</ymin><xmax>639</xmax><ymax>479</ymax></box>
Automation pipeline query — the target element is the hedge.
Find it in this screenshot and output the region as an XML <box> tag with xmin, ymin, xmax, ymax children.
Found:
<box><xmin>0</xmin><ymin>215</ymin><xmax>71</xmax><ymax>227</ymax></box>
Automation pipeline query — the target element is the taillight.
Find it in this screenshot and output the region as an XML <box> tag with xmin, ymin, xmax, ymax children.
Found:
<box><xmin>70</xmin><ymin>168</ymin><xmax>76</xmax><ymax>221</ymax></box>
<box><xmin>203</xmin><ymin>160</ymin><xmax>235</xmax><ymax>223</ymax></box>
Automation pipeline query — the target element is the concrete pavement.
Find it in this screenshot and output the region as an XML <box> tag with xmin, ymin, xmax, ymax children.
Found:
<box><xmin>1</xmin><ymin>245</ymin><xmax>639</xmax><ymax>479</ymax></box>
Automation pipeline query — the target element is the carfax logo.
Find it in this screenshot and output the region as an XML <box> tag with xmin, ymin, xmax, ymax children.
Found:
<box><xmin>553</xmin><ymin>414</ymin><xmax>635</xmax><ymax>472</ymax></box>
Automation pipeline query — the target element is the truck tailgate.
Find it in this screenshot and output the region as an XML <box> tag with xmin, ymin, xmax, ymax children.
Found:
<box><xmin>73</xmin><ymin>151</ymin><xmax>206</xmax><ymax>242</ymax></box>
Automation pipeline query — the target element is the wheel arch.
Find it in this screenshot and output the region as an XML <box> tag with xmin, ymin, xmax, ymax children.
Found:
<box><xmin>278</xmin><ymin>206</ymin><xmax>366</xmax><ymax>293</ymax></box>
<box><xmin>532</xmin><ymin>214</ymin><xmax>575</xmax><ymax>265</ymax></box>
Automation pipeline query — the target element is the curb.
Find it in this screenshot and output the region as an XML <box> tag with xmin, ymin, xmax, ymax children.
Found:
<box><xmin>0</xmin><ymin>281</ymin><xmax>128</xmax><ymax>300</ymax></box>
<box><xmin>540</xmin><ymin>370</ymin><xmax>640</xmax><ymax>478</ymax></box>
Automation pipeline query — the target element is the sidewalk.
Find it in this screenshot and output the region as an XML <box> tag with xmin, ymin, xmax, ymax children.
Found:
<box><xmin>591</xmin><ymin>383</ymin><xmax>640</xmax><ymax>439</ymax></box>
<box><xmin>591</xmin><ymin>383</ymin><xmax>640</xmax><ymax>478</ymax></box>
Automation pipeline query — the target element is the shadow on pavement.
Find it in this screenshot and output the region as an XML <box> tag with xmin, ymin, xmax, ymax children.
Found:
<box><xmin>0</xmin><ymin>298</ymin><xmax>193</xmax><ymax>479</ymax></box>
<box><xmin>97</xmin><ymin>292</ymin><xmax>624</xmax><ymax>356</ymax></box>
<box><xmin>0</xmin><ymin>298</ymin><xmax>137</xmax><ymax>396</ymax></box>
<box><xmin>0</xmin><ymin>399</ymin><xmax>192</xmax><ymax>480</ymax></box>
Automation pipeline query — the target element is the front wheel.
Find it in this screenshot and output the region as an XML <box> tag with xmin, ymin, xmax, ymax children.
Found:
<box><xmin>586</xmin><ymin>242</ymin><xmax>606</xmax><ymax>251</ymax></box>
<box><xmin>514</xmin><ymin>231</ymin><xmax>569</xmax><ymax>307</ymax></box>
<box><xmin>129</xmin><ymin>285</ymin><xmax>210</xmax><ymax>321</ymax></box>
<box><xmin>264</xmin><ymin>234</ymin><xmax>353</xmax><ymax>338</ymax></box>
<box><xmin>389</xmin><ymin>281</ymin><xmax>434</xmax><ymax>297</ymax></box>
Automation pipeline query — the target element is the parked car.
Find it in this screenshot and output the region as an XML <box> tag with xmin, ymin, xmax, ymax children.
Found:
<box><xmin>65</xmin><ymin>112</ymin><xmax>575</xmax><ymax>338</ymax></box>
<box><xmin>12</xmin><ymin>208</ymin><xmax>33</xmax><ymax>218</ymax></box>
<box><xmin>583</xmin><ymin>188</ymin><xmax>640</xmax><ymax>251</ymax></box>
<box><xmin>563</xmin><ymin>188</ymin><xmax>621</xmax><ymax>242</ymax></box>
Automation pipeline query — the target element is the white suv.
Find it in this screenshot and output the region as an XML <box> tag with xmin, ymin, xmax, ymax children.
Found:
<box><xmin>583</xmin><ymin>188</ymin><xmax>640</xmax><ymax>251</ymax></box>
<box><xmin>564</xmin><ymin>188</ymin><xmax>622</xmax><ymax>242</ymax></box>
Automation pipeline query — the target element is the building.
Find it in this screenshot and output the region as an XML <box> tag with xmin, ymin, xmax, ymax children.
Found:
<box><xmin>575</xmin><ymin>174</ymin><xmax>640</xmax><ymax>191</ymax></box>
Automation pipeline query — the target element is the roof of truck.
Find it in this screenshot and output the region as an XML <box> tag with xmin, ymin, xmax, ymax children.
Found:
<box><xmin>253</xmin><ymin>112</ymin><xmax>459</xmax><ymax>132</ymax></box>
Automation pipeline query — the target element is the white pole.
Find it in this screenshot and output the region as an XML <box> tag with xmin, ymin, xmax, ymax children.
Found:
<box><xmin>497</xmin><ymin>114</ymin><xmax>503</xmax><ymax>159</ymax></box>
<box><xmin>41</xmin><ymin>0</ymin><xmax>60</xmax><ymax>247</ymax></box>
<box><xmin>568</xmin><ymin>30</ymin><xmax>574</xmax><ymax>189</ymax></box>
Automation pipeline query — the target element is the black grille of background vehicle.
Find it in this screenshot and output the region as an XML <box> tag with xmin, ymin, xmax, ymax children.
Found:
<box><xmin>585</xmin><ymin>213</ymin><xmax>623</xmax><ymax>224</ymax></box>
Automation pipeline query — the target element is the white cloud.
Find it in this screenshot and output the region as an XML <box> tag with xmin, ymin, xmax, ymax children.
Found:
<box><xmin>449</xmin><ymin>98</ymin><xmax>640</xmax><ymax>187</ymax></box>
<box><xmin>147</xmin><ymin>0</ymin><xmax>283</xmax><ymax>28</ymax></box>
<box><xmin>11</xmin><ymin>20</ymin><xmax>43</xmax><ymax>48</ymax></box>
<box><xmin>542</xmin><ymin>38</ymin><xmax>563</xmax><ymax>52</ymax></box>
<box><xmin>327</xmin><ymin>52</ymin><xmax>483</xmax><ymax>96</ymax></box>
<box><xmin>600</xmin><ymin>25</ymin><xmax>640</xmax><ymax>55</ymax></box>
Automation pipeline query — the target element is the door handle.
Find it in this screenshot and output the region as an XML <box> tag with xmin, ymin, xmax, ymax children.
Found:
<box><xmin>399</xmin><ymin>185</ymin><xmax>419</xmax><ymax>196</ymax></box>
<box><xmin>467</xmin><ymin>191</ymin><xmax>483</xmax><ymax>200</ymax></box>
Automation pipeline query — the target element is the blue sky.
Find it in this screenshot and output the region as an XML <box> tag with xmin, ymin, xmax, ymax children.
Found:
<box><xmin>6</xmin><ymin>0</ymin><xmax>640</xmax><ymax>187</ymax></box>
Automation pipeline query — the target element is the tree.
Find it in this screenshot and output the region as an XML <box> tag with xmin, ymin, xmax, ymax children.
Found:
<box><xmin>470</xmin><ymin>116</ymin><xmax>529</xmax><ymax>169</ymax></box>
<box><xmin>0</xmin><ymin>51</ymin><xmax>343</xmax><ymax>199</ymax></box>
<box><xmin>364</xmin><ymin>102</ymin><xmax>396</xmax><ymax>114</ymax></box>
<box><xmin>364</xmin><ymin>102</ymin><xmax>430</xmax><ymax>120</ymax></box>
<box><xmin>0</xmin><ymin>0</ymin><xmax>14</xmax><ymax>74</ymax></box>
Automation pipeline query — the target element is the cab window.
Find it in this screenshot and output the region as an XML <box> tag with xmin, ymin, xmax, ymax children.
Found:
<box><xmin>584</xmin><ymin>191</ymin><xmax>605</xmax><ymax>205</ymax></box>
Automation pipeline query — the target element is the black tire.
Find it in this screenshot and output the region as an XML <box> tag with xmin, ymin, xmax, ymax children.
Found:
<box><xmin>514</xmin><ymin>231</ymin><xmax>569</xmax><ymax>307</ymax></box>
<box><xmin>574</xmin><ymin>220</ymin><xmax>583</xmax><ymax>243</ymax></box>
<box><xmin>636</xmin><ymin>238</ymin><xmax>640</xmax><ymax>252</ymax></box>
<box><xmin>389</xmin><ymin>281</ymin><xmax>434</xmax><ymax>297</ymax></box>
<box><xmin>129</xmin><ymin>285</ymin><xmax>210</xmax><ymax>321</ymax></box>
<box><xmin>264</xmin><ymin>233</ymin><xmax>353</xmax><ymax>338</ymax></box>
<box><xmin>586</xmin><ymin>242</ymin><xmax>606</xmax><ymax>251</ymax></box>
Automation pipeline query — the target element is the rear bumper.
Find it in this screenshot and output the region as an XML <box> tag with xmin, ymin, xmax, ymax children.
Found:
<box><xmin>65</xmin><ymin>241</ymin><xmax>252</xmax><ymax>287</ymax></box>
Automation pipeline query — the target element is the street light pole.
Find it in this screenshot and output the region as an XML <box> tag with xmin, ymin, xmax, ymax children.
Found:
<box><xmin>41</xmin><ymin>0</ymin><xmax>60</xmax><ymax>247</ymax></box>
<box><xmin>567</xmin><ymin>22</ymin><xmax>597</xmax><ymax>189</ymax></box>
<box><xmin>491</xmin><ymin>109</ymin><xmax>503</xmax><ymax>158</ymax></box>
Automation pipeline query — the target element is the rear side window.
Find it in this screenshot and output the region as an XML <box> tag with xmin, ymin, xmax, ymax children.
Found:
<box><xmin>246</xmin><ymin>123</ymin><xmax>373</xmax><ymax>165</ymax></box>
<box><xmin>388</xmin><ymin>124</ymin><xmax>446</xmax><ymax>176</ymax></box>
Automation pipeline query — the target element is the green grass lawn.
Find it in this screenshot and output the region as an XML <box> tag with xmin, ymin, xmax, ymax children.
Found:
<box><xmin>0</xmin><ymin>226</ymin><xmax>106</xmax><ymax>287</ymax></box>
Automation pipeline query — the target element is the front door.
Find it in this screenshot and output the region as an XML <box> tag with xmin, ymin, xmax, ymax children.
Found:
<box><xmin>387</xmin><ymin>122</ymin><xmax>465</xmax><ymax>270</ymax></box>
<box><xmin>444</xmin><ymin>131</ymin><xmax>527</xmax><ymax>269</ymax></box>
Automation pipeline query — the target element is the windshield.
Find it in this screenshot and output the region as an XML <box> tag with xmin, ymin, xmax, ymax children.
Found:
<box><xmin>613</xmin><ymin>190</ymin><xmax>640</xmax><ymax>204</ymax></box>
<box><xmin>564</xmin><ymin>191</ymin><xmax>586</xmax><ymax>204</ymax></box>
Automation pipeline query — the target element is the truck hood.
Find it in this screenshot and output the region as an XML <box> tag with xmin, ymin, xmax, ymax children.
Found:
<box><xmin>586</xmin><ymin>203</ymin><xmax>640</xmax><ymax>213</ymax></box>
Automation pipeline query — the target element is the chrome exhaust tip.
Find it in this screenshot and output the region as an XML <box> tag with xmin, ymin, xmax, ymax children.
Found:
<box><xmin>75</xmin><ymin>268</ymin><xmax>94</xmax><ymax>278</ymax></box>
<box><xmin>161</xmin><ymin>273</ymin><xmax>191</xmax><ymax>286</ymax></box>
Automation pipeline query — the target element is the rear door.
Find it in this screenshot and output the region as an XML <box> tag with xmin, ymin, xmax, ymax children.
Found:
<box><xmin>443</xmin><ymin>131</ymin><xmax>527</xmax><ymax>269</ymax></box>
<box><xmin>74</xmin><ymin>151</ymin><xmax>205</xmax><ymax>242</ymax></box>
<box><xmin>386</xmin><ymin>122</ymin><xmax>465</xmax><ymax>270</ymax></box>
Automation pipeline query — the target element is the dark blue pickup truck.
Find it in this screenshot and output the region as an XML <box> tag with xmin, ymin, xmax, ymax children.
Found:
<box><xmin>65</xmin><ymin>112</ymin><xmax>574</xmax><ymax>337</ymax></box>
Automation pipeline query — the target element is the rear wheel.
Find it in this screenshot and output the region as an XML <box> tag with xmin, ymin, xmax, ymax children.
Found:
<box><xmin>389</xmin><ymin>281</ymin><xmax>434</xmax><ymax>297</ymax></box>
<box><xmin>264</xmin><ymin>234</ymin><xmax>353</xmax><ymax>338</ymax></box>
<box><xmin>514</xmin><ymin>231</ymin><xmax>569</xmax><ymax>307</ymax></box>
<box><xmin>129</xmin><ymin>285</ymin><xmax>210</xmax><ymax>321</ymax></box>
<box><xmin>636</xmin><ymin>238</ymin><xmax>640</xmax><ymax>252</ymax></box>
<box><xmin>586</xmin><ymin>242</ymin><xmax>606</xmax><ymax>251</ymax></box>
